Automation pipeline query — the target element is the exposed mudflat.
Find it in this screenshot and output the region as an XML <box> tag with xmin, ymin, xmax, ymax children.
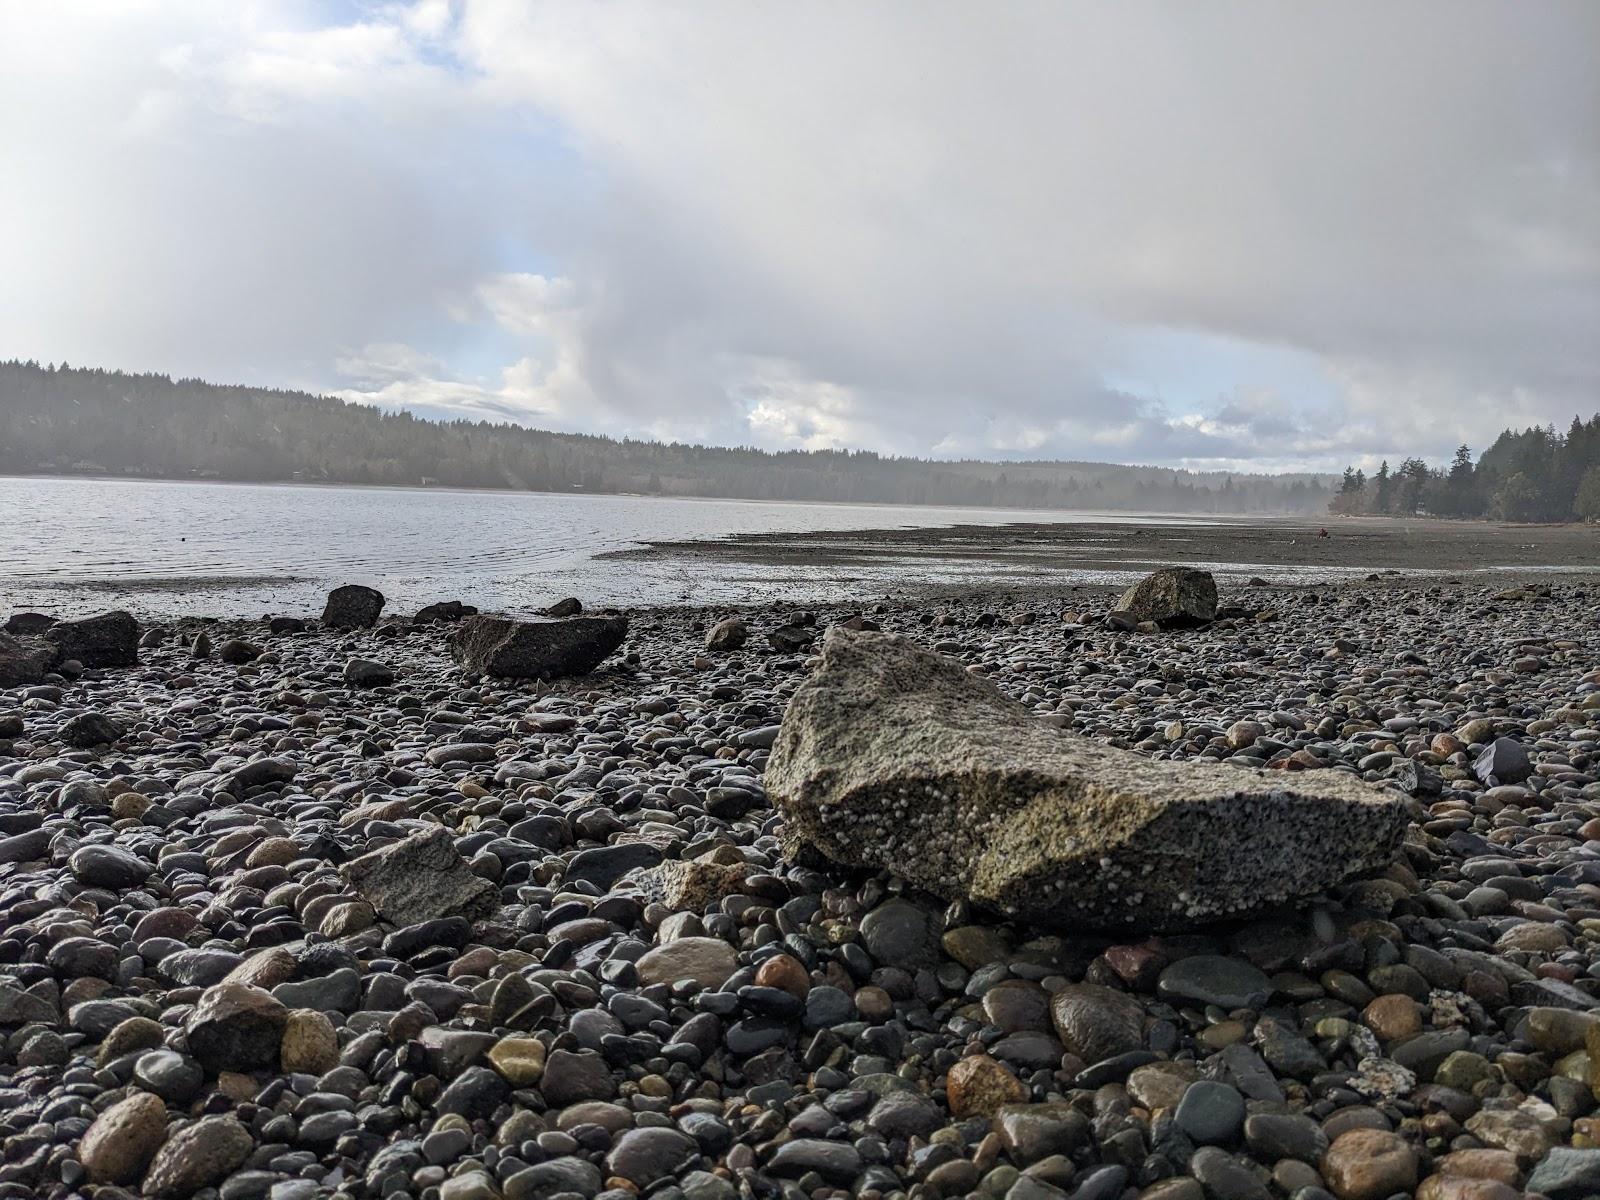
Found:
<box><xmin>608</xmin><ymin>515</ymin><xmax>1600</xmax><ymax>598</ymax></box>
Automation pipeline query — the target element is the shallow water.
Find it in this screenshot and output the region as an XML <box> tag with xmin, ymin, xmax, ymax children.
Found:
<box><xmin>0</xmin><ymin>475</ymin><xmax>1218</xmax><ymax>617</ymax></box>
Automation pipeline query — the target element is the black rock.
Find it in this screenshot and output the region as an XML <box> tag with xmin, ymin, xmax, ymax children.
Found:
<box><xmin>1474</xmin><ymin>736</ymin><xmax>1533</xmax><ymax>785</ymax></box>
<box><xmin>60</xmin><ymin>711</ymin><xmax>123</xmax><ymax>747</ymax></box>
<box><xmin>321</xmin><ymin>584</ymin><xmax>385</xmax><ymax>629</ymax></box>
<box><xmin>450</xmin><ymin>614</ymin><xmax>627</xmax><ymax>679</ymax></box>
<box><xmin>44</xmin><ymin>610</ymin><xmax>139</xmax><ymax>668</ymax></box>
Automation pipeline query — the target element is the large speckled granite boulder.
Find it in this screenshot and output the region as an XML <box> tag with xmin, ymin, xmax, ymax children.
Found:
<box><xmin>767</xmin><ymin>628</ymin><xmax>1408</xmax><ymax>930</ymax></box>
<box><xmin>1115</xmin><ymin>567</ymin><xmax>1218</xmax><ymax>628</ymax></box>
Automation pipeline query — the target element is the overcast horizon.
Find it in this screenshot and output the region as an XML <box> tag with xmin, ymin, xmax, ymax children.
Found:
<box><xmin>3</xmin><ymin>1</ymin><xmax>1596</xmax><ymax>476</ymax></box>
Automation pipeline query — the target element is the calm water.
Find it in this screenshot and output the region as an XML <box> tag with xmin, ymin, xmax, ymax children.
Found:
<box><xmin>0</xmin><ymin>476</ymin><xmax>1211</xmax><ymax>617</ymax></box>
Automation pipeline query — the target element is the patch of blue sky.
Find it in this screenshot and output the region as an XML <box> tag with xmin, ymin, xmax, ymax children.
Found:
<box><xmin>1102</xmin><ymin>326</ymin><xmax>1343</xmax><ymax>421</ymax></box>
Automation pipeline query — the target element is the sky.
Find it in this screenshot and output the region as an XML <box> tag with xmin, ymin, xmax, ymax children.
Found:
<box><xmin>1</xmin><ymin>1</ymin><xmax>1596</xmax><ymax>474</ymax></box>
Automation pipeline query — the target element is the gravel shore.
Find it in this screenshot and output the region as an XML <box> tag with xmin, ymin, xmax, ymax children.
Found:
<box><xmin>3</xmin><ymin>575</ymin><xmax>1600</xmax><ymax>1200</ymax></box>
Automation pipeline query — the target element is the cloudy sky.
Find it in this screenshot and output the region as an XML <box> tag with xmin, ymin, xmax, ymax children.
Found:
<box><xmin>2</xmin><ymin>1</ymin><xmax>1595</xmax><ymax>472</ymax></box>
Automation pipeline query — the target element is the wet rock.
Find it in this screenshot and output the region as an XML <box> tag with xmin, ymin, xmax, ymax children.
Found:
<box><xmin>994</xmin><ymin>1104</ymin><xmax>1091</xmax><ymax>1164</ymax></box>
<box><xmin>768</xmin><ymin>629</ymin><xmax>1409</xmax><ymax>928</ymax></box>
<box><xmin>768</xmin><ymin>1138</ymin><xmax>862</xmax><ymax>1183</ymax></box>
<box><xmin>1321</xmin><ymin>1127</ymin><xmax>1419</xmax><ymax>1200</ymax></box>
<box><xmin>79</xmin><ymin>1091</ymin><xmax>169</xmax><ymax>1184</ymax></box>
<box><xmin>1050</xmin><ymin>983</ymin><xmax>1145</xmax><ymax>1062</ymax></box>
<box><xmin>605</xmin><ymin>1127</ymin><xmax>699</xmax><ymax>1186</ymax></box>
<box><xmin>142</xmin><ymin>1115</ymin><xmax>253</xmax><ymax>1199</ymax></box>
<box><xmin>946</xmin><ymin>1052</ymin><xmax>1028</xmax><ymax>1117</ymax></box>
<box><xmin>69</xmin><ymin>843</ymin><xmax>153</xmax><ymax>888</ymax></box>
<box><xmin>635</xmin><ymin>937</ymin><xmax>739</xmax><ymax>989</ymax></box>
<box><xmin>1157</xmin><ymin>956</ymin><xmax>1272</xmax><ymax>1010</ymax></box>
<box><xmin>184</xmin><ymin>982</ymin><xmax>289</xmax><ymax>1073</ymax></box>
<box><xmin>450</xmin><ymin>613</ymin><xmax>628</xmax><ymax>678</ymax></box>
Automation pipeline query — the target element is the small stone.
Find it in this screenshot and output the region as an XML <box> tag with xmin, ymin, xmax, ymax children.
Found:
<box><xmin>859</xmin><ymin>897</ymin><xmax>939</xmax><ymax>967</ymax></box>
<box><xmin>80</xmin><ymin>1092</ymin><xmax>169</xmax><ymax>1184</ymax></box>
<box><xmin>488</xmin><ymin>1036</ymin><xmax>546</xmax><ymax>1085</ymax></box>
<box><xmin>539</xmin><ymin>1048</ymin><xmax>616</xmax><ymax>1105</ymax></box>
<box><xmin>1050</xmin><ymin>983</ymin><xmax>1145</xmax><ymax>1063</ymax></box>
<box><xmin>1157</xmin><ymin>956</ymin><xmax>1272</xmax><ymax>1009</ymax></box>
<box><xmin>1525</xmin><ymin>1147</ymin><xmax>1600</xmax><ymax>1199</ymax></box>
<box><xmin>946</xmin><ymin>1053</ymin><xmax>1028</xmax><ymax>1118</ymax></box>
<box><xmin>142</xmin><ymin>1115</ymin><xmax>253</xmax><ymax>1199</ymax></box>
<box><xmin>1174</xmin><ymin>1079</ymin><xmax>1246</xmax><ymax>1144</ymax></box>
<box><xmin>280</xmin><ymin>1009</ymin><xmax>339</xmax><ymax>1074</ymax></box>
<box><xmin>1321</xmin><ymin>1128</ymin><xmax>1419</xmax><ymax>1200</ymax></box>
<box><xmin>1364</xmin><ymin>993</ymin><xmax>1423</xmax><ymax>1041</ymax></box>
<box><xmin>343</xmin><ymin>657</ymin><xmax>395</xmax><ymax>687</ymax></box>
<box><xmin>604</xmin><ymin>1127</ymin><xmax>699</xmax><ymax>1186</ymax></box>
<box><xmin>993</xmin><ymin>1104</ymin><xmax>1091</xmax><ymax>1164</ymax></box>
<box><xmin>340</xmin><ymin>825</ymin><xmax>498</xmax><ymax>926</ymax></box>
<box><xmin>705</xmin><ymin>617</ymin><xmax>748</xmax><ymax>651</ymax></box>
<box><xmin>635</xmin><ymin>937</ymin><xmax>739</xmax><ymax>989</ymax></box>
<box><xmin>184</xmin><ymin>982</ymin><xmax>289</xmax><ymax>1073</ymax></box>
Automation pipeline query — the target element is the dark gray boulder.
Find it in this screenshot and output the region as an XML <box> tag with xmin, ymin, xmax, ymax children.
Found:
<box><xmin>342</xmin><ymin>658</ymin><xmax>395</xmax><ymax>688</ymax></box>
<box><xmin>0</xmin><ymin>632</ymin><xmax>53</xmax><ymax>686</ymax></box>
<box><xmin>767</xmin><ymin>629</ymin><xmax>1409</xmax><ymax>930</ymax></box>
<box><xmin>3</xmin><ymin>612</ymin><xmax>56</xmax><ymax>636</ymax></box>
<box><xmin>1114</xmin><ymin>567</ymin><xmax>1218</xmax><ymax>628</ymax></box>
<box><xmin>60</xmin><ymin>711</ymin><xmax>123</xmax><ymax>748</ymax></box>
<box><xmin>450</xmin><ymin>614</ymin><xmax>627</xmax><ymax>679</ymax></box>
<box><xmin>706</xmin><ymin>617</ymin><xmax>748</xmax><ymax>651</ymax></box>
<box><xmin>321</xmin><ymin>585</ymin><xmax>385</xmax><ymax>629</ymax></box>
<box><xmin>44</xmin><ymin>611</ymin><xmax>139</xmax><ymax>668</ymax></box>
<box><xmin>414</xmin><ymin>600</ymin><xmax>478</xmax><ymax>623</ymax></box>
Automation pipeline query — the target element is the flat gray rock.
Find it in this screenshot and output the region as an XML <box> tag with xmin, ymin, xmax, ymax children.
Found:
<box><xmin>340</xmin><ymin>826</ymin><xmax>498</xmax><ymax>927</ymax></box>
<box><xmin>767</xmin><ymin>629</ymin><xmax>1408</xmax><ymax>930</ymax></box>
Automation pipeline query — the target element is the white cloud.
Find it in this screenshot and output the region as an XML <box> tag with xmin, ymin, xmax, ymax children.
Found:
<box><xmin>1</xmin><ymin>0</ymin><xmax>1595</xmax><ymax>471</ymax></box>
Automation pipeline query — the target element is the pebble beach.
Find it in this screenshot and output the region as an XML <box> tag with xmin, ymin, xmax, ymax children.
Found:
<box><xmin>3</xmin><ymin>571</ymin><xmax>1600</xmax><ymax>1200</ymax></box>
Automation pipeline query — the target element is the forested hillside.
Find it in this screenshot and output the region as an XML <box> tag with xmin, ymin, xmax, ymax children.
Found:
<box><xmin>0</xmin><ymin>360</ymin><xmax>1333</xmax><ymax>513</ymax></box>
<box><xmin>1331</xmin><ymin>416</ymin><xmax>1600</xmax><ymax>522</ymax></box>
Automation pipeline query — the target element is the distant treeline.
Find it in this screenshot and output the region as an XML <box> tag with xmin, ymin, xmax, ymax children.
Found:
<box><xmin>0</xmin><ymin>360</ymin><xmax>1334</xmax><ymax>513</ymax></box>
<box><xmin>1330</xmin><ymin>415</ymin><xmax>1600</xmax><ymax>522</ymax></box>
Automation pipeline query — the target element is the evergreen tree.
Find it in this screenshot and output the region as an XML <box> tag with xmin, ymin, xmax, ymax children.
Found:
<box><xmin>1372</xmin><ymin>461</ymin><xmax>1392</xmax><ymax>514</ymax></box>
